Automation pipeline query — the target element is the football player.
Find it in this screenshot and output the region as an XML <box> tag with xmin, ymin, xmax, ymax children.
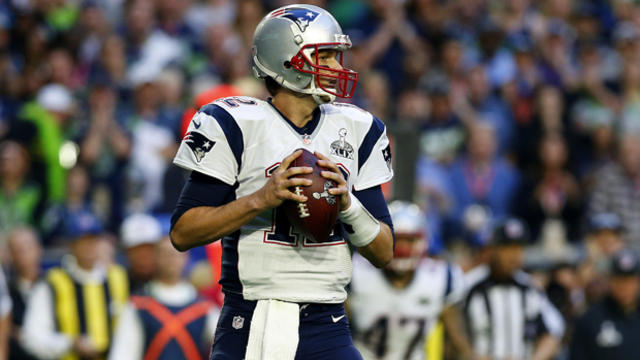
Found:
<box><xmin>349</xmin><ymin>201</ymin><xmax>473</xmax><ymax>360</ymax></box>
<box><xmin>170</xmin><ymin>4</ymin><xmax>394</xmax><ymax>360</ymax></box>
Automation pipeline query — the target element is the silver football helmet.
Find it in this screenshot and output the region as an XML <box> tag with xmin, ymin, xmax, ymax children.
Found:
<box><xmin>252</xmin><ymin>4</ymin><xmax>358</xmax><ymax>104</ymax></box>
<box><xmin>387</xmin><ymin>201</ymin><xmax>428</xmax><ymax>273</ymax></box>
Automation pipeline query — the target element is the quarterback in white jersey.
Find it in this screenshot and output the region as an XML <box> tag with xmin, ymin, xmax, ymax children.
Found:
<box><xmin>173</xmin><ymin>97</ymin><xmax>393</xmax><ymax>303</ymax></box>
<box><xmin>349</xmin><ymin>201</ymin><xmax>473</xmax><ymax>360</ymax></box>
<box><xmin>170</xmin><ymin>4</ymin><xmax>394</xmax><ymax>360</ymax></box>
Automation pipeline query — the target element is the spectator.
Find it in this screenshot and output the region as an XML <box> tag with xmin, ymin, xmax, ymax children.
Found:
<box><xmin>10</xmin><ymin>84</ymin><xmax>76</xmax><ymax>205</ymax></box>
<box><xmin>123</xmin><ymin>0</ymin><xmax>183</xmax><ymax>86</ymax></box>
<box><xmin>515</xmin><ymin>85</ymin><xmax>570</xmax><ymax>171</ymax></box>
<box><xmin>505</xmin><ymin>36</ymin><xmax>541</xmax><ymax>126</ymax></box>
<box><xmin>570</xmin><ymin>249</ymin><xmax>640</xmax><ymax>360</ymax></box>
<box><xmin>618</xmin><ymin>61</ymin><xmax>640</xmax><ymax>134</ymax></box>
<box><xmin>418</xmin><ymin>36</ymin><xmax>467</xmax><ymax>87</ymax></box>
<box><xmin>156</xmin><ymin>67</ymin><xmax>186</xmax><ymax>139</ymax></box>
<box><xmin>6</xmin><ymin>227</ymin><xmax>41</xmax><ymax>360</ymax></box>
<box><xmin>494</xmin><ymin>0</ymin><xmax>546</xmax><ymax>40</ymax></box>
<box><xmin>589</xmin><ymin>133</ymin><xmax>640</xmax><ymax>251</ymax></box>
<box><xmin>46</xmin><ymin>48</ymin><xmax>80</xmax><ymax>90</ymax></box>
<box><xmin>90</xmin><ymin>35</ymin><xmax>128</xmax><ymax>94</ymax></box>
<box><xmin>408</xmin><ymin>0</ymin><xmax>449</xmax><ymax>47</ymax></box>
<box><xmin>517</xmin><ymin>132</ymin><xmax>582</xmax><ymax>244</ymax></box>
<box><xmin>155</xmin><ymin>0</ymin><xmax>197</xmax><ymax>48</ymax></box>
<box><xmin>418</xmin><ymin>78</ymin><xmax>465</xmax><ymax>164</ymax></box>
<box><xmin>184</xmin><ymin>0</ymin><xmax>237</xmax><ymax>40</ymax></box>
<box><xmin>613</xmin><ymin>22</ymin><xmax>640</xmax><ymax>64</ymax></box>
<box><xmin>476</xmin><ymin>20</ymin><xmax>517</xmax><ymax>90</ymax></box>
<box><xmin>447</xmin><ymin>122</ymin><xmax>520</xmax><ymax>241</ymax></box>
<box><xmin>581</xmin><ymin>213</ymin><xmax>627</xmax><ymax>304</ymax></box>
<box><xmin>120</xmin><ymin>0</ymin><xmax>155</xmax><ymax>64</ymax></box>
<box><xmin>40</xmin><ymin>165</ymin><xmax>93</xmax><ymax>245</ymax></box>
<box><xmin>120</xmin><ymin>213</ymin><xmax>162</xmax><ymax>294</ymax></box>
<box><xmin>21</xmin><ymin>212</ymin><xmax>129</xmax><ymax>359</ymax></box>
<box><xmin>414</xmin><ymin>80</ymin><xmax>466</xmax><ymax>249</ymax></box>
<box><xmin>68</xmin><ymin>1</ymin><xmax>112</xmax><ymax>70</ymax></box>
<box><xmin>0</xmin><ymin>50</ymin><xmax>21</xmax><ymax>139</ymax></box>
<box><xmin>440</xmin><ymin>0</ymin><xmax>487</xmax><ymax>55</ymax></box>
<box><xmin>78</xmin><ymin>79</ymin><xmax>131</xmax><ymax>231</ymax></box>
<box><xmin>573</xmin><ymin>40</ymin><xmax>620</xmax><ymax>112</ymax></box>
<box><xmin>108</xmin><ymin>236</ymin><xmax>219</xmax><ymax>360</ymax></box>
<box><xmin>196</xmin><ymin>22</ymin><xmax>245</xmax><ymax>84</ymax></box>
<box><xmin>126</xmin><ymin>68</ymin><xmax>177</xmax><ymax>213</ymax></box>
<box><xmin>414</xmin><ymin>78</ymin><xmax>464</xmax><ymax>222</ymax></box>
<box><xmin>538</xmin><ymin>21</ymin><xmax>577</xmax><ymax>89</ymax></box>
<box><xmin>0</xmin><ymin>141</ymin><xmax>42</xmax><ymax>240</ymax></box>
<box><xmin>454</xmin><ymin>65</ymin><xmax>515</xmax><ymax>154</ymax></box>
<box><xmin>587</xmin><ymin>213</ymin><xmax>627</xmax><ymax>259</ymax></box>
<box><xmin>346</xmin><ymin>0</ymin><xmax>424</xmax><ymax>94</ymax></box>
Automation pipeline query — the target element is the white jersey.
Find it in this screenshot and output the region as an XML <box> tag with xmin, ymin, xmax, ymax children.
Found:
<box><xmin>349</xmin><ymin>254</ymin><xmax>466</xmax><ymax>360</ymax></box>
<box><xmin>173</xmin><ymin>96</ymin><xmax>393</xmax><ymax>303</ymax></box>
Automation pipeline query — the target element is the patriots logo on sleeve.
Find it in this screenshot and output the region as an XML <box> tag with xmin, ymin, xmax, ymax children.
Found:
<box><xmin>270</xmin><ymin>7</ymin><xmax>319</xmax><ymax>32</ymax></box>
<box><xmin>382</xmin><ymin>144</ymin><xmax>392</xmax><ymax>171</ymax></box>
<box><xmin>183</xmin><ymin>131</ymin><xmax>215</xmax><ymax>163</ymax></box>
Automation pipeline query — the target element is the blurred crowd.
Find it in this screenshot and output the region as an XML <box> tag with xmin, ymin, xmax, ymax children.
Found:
<box><xmin>2</xmin><ymin>0</ymin><xmax>640</xmax><ymax>359</ymax></box>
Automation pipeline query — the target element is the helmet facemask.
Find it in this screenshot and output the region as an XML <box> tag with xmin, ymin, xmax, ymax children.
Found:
<box><xmin>386</xmin><ymin>232</ymin><xmax>427</xmax><ymax>274</ymax></box>
<box><xmin>385</xmin><ymin>200</ymin><xmax>429</xmax><ymax>274</ymax></box>
<box><xmin>288</xmin><ymin>43</ymin><xmax>358</xmax><ymax>100</ymax></box>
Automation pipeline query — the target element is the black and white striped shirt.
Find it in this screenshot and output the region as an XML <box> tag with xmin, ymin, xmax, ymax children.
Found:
<box><xmin>589</xmin><ymin>162</ymin><xmax>640</xmax><ymax>251</ymax></box>
<box><xmin>464</xmin><ymin>268</ymin><xmax>564</xmax><ymax>360</ymax></box>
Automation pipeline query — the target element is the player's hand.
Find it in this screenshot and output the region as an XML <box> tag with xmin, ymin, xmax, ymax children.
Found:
<box><xmin>256</xmin><ymin>149</ymin><xmax>313</xmax><ymax>209</ymax></box>
<box><xmin>315</xmin><ymin>151</ymin><xmax>351</xmax><ymax>211</ymax></box>
<box><xmin>72</xmin><ymin>336</ymin><xmax>100</xmax><ymax>358</ymax></box>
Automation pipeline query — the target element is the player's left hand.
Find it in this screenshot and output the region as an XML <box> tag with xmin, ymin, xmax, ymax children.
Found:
<box><xmin>315</xmin><ymin>151</ymin><xmax>351</xmax><ymax>211</ymax></box>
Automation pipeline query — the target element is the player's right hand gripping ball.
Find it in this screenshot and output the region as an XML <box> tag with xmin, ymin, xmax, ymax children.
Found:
<box><xmin>283</xmin><ymin>149</ymin><xmax>339</xmax><ymax>243</ymax></box>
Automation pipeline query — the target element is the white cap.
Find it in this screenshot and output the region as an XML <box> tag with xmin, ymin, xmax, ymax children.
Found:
<box><xmin>37</xmin><ymin>84</ymin><xmax>73</xmax><ymax>113</ymax></box>
<box><xmin>128</xmin><ymin>61</ymin><xmax>162</xmax><ymax>88</ymax></box>
<box><xmin>120</xmin><ymin>213</ymin><xmax>162</xmax><ymax>249</ymax></box>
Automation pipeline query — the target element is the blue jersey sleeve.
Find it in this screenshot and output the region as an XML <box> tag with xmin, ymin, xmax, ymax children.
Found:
<box><xmin>170</xmin><ymin>171</ymin><xmax>236</xmax><ymax>229</ymax></box>
<box><xmin>352</xmin><ymin>185</ymin><xmax>393</xmax><ymax>230</ymax></box>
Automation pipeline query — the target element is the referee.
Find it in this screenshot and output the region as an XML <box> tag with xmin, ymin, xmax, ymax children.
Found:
<box><xmin>463</xmin><ymin>218</ymin><xmax>565</xmax><ymax>360</ymax></box>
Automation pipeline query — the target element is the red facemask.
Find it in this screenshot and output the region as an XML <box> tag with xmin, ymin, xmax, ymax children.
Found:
<box><xmin>289</xmin><ymin>43</ymin><xmax>358</xmax><ymax>98</ymax></box>
<box><xmin>387</xmin><ymin>233</ymin><xmax>427</xmax><ymax>273</ymax></box>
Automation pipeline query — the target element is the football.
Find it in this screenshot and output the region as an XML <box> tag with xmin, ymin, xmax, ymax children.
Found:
<box><xmin>282</xmin><ymin>149</ymin><xmax>339</xmax><ymax>243</ymax></box>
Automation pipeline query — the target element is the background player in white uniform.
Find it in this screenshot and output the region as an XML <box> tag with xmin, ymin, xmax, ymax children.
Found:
<box><xmin>349</xmin><ymin>201</ymin><xmax>473</xmax><ymax>360</ymax></box>
<box><xmin>169</xmin><ymin>4</ymin><xmax>395</xmax><ymax>360</ymax></box>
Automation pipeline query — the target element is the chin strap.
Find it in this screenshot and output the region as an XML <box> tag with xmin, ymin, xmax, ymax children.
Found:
<box><xmin>312</xmin><ymin>93</ymin><xmax>335</xmax><ymax>104</ymax></box>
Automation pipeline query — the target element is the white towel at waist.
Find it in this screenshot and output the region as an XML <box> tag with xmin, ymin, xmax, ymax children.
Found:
<box><xmin>245</xmin><ymin>299</ymin><xmax>300</xmax><ymax>360</ymax></box>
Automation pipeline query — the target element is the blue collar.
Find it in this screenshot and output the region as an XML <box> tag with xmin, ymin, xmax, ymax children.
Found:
<box><xmin>267</xmin><ymin>98</ymin><xmax>322</xmax><ymax>135</ymax></box>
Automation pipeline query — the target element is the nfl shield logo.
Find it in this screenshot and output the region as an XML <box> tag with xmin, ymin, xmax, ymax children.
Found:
<box><xmin>232</xmin><ymin>315</ymin><xmax>245</xmax><ymax>330</ymax></box>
